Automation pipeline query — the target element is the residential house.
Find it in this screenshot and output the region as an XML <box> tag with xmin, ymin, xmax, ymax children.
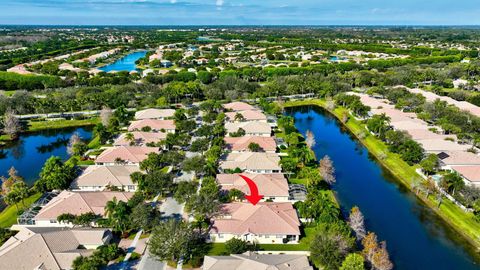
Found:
<box><xmin>113</xmin><ymin>132</ymin><xmax>167</xmax><ymax>147</ymax></box>
<box><xmin>224</xmin><ymin>136</ymin><xmax>276</xmax><ymax>153</ymax></box>
<box><xmin>223</xmin><ymin>102</ymin><xmax>256</xmax><ymax>112</ymax></box>
<box><xmin>0</xmin><ymin>227</ymin><xmax>112</xmax><ymax>270</ymax></box>
<box><xmin>32</xmin><ymin>191</ymin><xmax>133</xmax><ymax>227</ymax></box>
<box><xmin>134</xmin><ymin>108</ymin><xmax>176</xmax><ymax>120</ymax></box>
<box><xmin>209</xmin><ymin>202</ymin><xmax>301</xmax><ymax>244</ymax></box>
<box><xmin>450</xmin><ymin>166</ymin><xmax>480</xmax><ymax>187</ymax></box>
<box><xmin>225</xmin><ymin>122</ymin><xmax>271</xmax><ymax>137</ymax></box>
<box><xmin>219</xmin><ymin>152</ymin><xmax>281</xmax><ymax>173</ymax></box>
<box><xmin>128</xmin><ymin>119</ymin><xmax>176</xmax><ymax>133</ymax></box>
<box><xmin>95</xmin><ymin>146</ymin><xmax>159</xmax><ymax>166</ymax></box>
<box><xmin>70</xmin><ymin>165</ymin><xmax>141</xmax><ymax>192</ymax></box>
<box><xmin>225</xmin><ymin>110</ymin><xmax>267</xmax><ymax>123</ymax></box>
<box><xmin>202</xmin><ymin>252</ymin><xmax>313</xmax><ymax>270</ymax></box>
<box><xmin>216</xmin><ymin>173</ymin><xmax>289</xmax><ymax>202</ymax></box>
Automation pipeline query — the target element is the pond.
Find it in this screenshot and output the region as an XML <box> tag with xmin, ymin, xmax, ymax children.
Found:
<box><xmin>0</xmin><ymin>127</ymin><xmax>92</xmax><ymax>186</ymax></box>
<box><xmin>99</xmin><ymin>50</ymin><xmax>147</xmax><ymax>72</ymax></box>
<box><xmin>287</xmin><ymin>106</ymin><xmax>480</xmax><ymax>270</ymax></box>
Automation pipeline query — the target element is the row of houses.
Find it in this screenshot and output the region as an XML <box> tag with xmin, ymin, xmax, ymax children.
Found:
<box><xmin>0</xmin><ymin>108</ymin><xmax>178</xmax><ymax>269</ymax></box>
<box><xmin>352</xmin><ymin>92</ymin><xmax>480</xmax><ymax>187</ymax></box>
<box><xmin>208</xmin><ymin>101</ymin><xmax>303</xmax><ymax>245</ymax></box>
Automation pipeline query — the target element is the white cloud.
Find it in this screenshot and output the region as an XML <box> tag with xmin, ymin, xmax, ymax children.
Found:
<box><xmin>216</xmin><ymin>0</ymin><xmax>223</xmax><ymax>6</ymax></box>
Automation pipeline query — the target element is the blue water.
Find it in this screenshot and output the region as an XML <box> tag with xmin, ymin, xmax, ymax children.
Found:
<box><xmin>99</xmin><ymin>51</ymin><xmax>147</xmax><ymax>72</ymax></box>
<box><xmin>287</xmin><ymin>106</ymin><xmax>480</xmax><ymax>270</ymax></box>
<box><xmin>0</xmin><ymin>127</ymin><xmax>92</xmax><ymax>186</ymax></box>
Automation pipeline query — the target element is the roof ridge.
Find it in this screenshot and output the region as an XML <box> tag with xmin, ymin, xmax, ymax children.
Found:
<box><xmin>39</xmin><ymin>234</ymin><xmax>62</xmax><ymax>270</ymax></box>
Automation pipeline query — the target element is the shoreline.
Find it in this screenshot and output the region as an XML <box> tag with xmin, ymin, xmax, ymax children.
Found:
<box><xmin>283</xmin><ymin>99</ymin><xmax>480</xmax><ymax>251</ymax></box>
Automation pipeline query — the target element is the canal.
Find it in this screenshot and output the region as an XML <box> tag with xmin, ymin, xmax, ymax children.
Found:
<box><xmin>0</xmin><ymin>127</ymin><xmax>92</xmax><ymax>186</ymax></box>
<box><xmin>99</xmin><ymin>50</ymin><xmax>147</xmax><ymax>72</ymax></box>
<box><xmin>287</xmin><ymin>106</ymin><xmax>480</xmax><ymax>270</ymax></box>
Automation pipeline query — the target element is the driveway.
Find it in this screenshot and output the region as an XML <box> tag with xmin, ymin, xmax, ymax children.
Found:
<box><xmin>137</xmin><ymin>250</ymin><xmax>166</xmax><ymax>270</ymax></box>
<box><xmin>159</xmin><ymin>197</ymin><xmax>184</xmax><ymax>220</ymax></box>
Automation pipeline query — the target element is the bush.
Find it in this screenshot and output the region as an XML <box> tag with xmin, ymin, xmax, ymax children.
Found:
<box><xmin>225</xmin><ymin>238</ymin><xmax>249</xmax><ymax>254</ymax></box>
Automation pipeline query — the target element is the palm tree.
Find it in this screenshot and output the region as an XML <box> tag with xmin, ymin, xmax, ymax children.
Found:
<box><xmin>125</xmin><ymin>132</ymin><xmax>136</xmax><ymax>146</ymax></box>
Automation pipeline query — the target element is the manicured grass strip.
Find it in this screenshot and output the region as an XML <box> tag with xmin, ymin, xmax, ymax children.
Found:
<box><xmin>284</xmin><ymin>99</ymin><xmax>480</xmax><ymax>248</ymax></box>
<box><xmin>27</xmin><ymin>117</ymin><xmax>99</xmax><ymax>132</ymax></box>
<box><xmin>0</xmin><ymin>192</ymin><xmax>42</xmax><ymax>228</ymax></box>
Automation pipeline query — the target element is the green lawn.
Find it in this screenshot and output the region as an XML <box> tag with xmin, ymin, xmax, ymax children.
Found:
<box><xmin>0</xmin><ymin>192</ymin><xmax>42</xmax><ymax>228</ymax></box>
<box><xmin>284</xmin><ymin>99</ymin><xmax>480</xmax><ymax>248</ymax></box>
<box><xmin>27</xmin><ymin>117</ymin><xmax>99</xmax><ymax>132</ymax></box>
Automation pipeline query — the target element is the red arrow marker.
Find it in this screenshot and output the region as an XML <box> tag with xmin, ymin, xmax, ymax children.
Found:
<box><xmin>239</xmin><ymin>174</ymin><xmax>264</xmax><ymax>205</ymax></box>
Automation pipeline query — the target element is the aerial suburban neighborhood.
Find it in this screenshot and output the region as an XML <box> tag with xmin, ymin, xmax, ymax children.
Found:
<box><xmin>2</xmin><ymin>2</ymin><xmax>480</xmax><ymax>270</ymax></box>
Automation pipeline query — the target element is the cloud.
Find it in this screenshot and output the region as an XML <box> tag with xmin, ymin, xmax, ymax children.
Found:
<box><xmin>215</xmin><ymin>0</ymin><xmax>223</xmax><ymax>6</ymax></box>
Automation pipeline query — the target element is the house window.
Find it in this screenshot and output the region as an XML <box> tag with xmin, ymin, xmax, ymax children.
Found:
<box><xmin>276</xmin><ymin>235</ymin><xmax>283</xmax><ymax>239</ymax></box>
<box><xmin>50</xmin><ymin>219</ymin><xmax>57</xmax><ymax>223</ymax></box>
<box><xmin>218</xmin><ymin>234</ymin><xmax>224</xmax><ymax>239</ymax></box>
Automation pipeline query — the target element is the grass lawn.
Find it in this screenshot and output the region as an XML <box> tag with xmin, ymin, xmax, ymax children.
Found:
<box><xmin>284</xmin><ymin>99</ymin><xmax>480</xmax><ymax>248</ymax></box>
<box><xmin>207</xmin><ymin>226</ymin><xmax>316</xmax><ymax>255</ymax></box>
<box><xmin>27</xmin><ymin>117</ymin><xmax>99</xmax><ymax>133</ymax></box>
<box><xmin>87</xmin><ymin>135</ymin><xmax>101</xmax><ymax>149</ymax></box>
<box><xmin>0</xmin><ymin>134</ymin><xmax>13</xmax><ymax>142</ymax></box>
<box><xmin>0</xmin><ymin>192</ymin><xmax>42</xmax><ymax>228</ymax></box>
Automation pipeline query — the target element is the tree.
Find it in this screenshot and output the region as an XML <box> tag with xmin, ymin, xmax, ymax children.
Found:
<box><xmin>100</xmin><ymin>106</ymin><xmax>113</xmax><ymax>126</ymax></box>
<box><xmin>2</xmin><ymin>110</ymin><xmax>21</xmax><ymax>139</ymax></box>
<box><xmin>420</xmin><ymin>154</ymin><xmax>438</xmax><ymax>175</ymax></box>
<box><xmin>67</xmin><ymin>132</ymin><xmax>82</xmax><ymax>155</ymax></box>
<box><xmin>371</xmin><ymin>242</ymin><xmax>393</xmax><ymax>270</ymax></box>
<box><xmin>247</xmin><ymin>142</ymin><xmax>262</xmax><ymax>152</ymax></box>
<box><xmin>1</xmin><ymin>166</ymin><xmax>23</xmax><ymax>195</ymax></box>
<box><xmin>234</xmin><ymin>112</ymin><xmax>245</xmax><ymax>122</ymax></box>
<box><xmin>441</xmin><ymin>171</ymin><xmax>464</xmax><ymax>195</ymax></box>
<box><xmin>340</xmin><ymin>253</ymin><xmax>365</xmax><ymax>270</ymax></box>
<box><xmin>319</xmin><ymin>155</ymin><xmax>336</xmax><ymax>185</ymax></box>
<box><xmin>398</xmin><ymin>140</ymin><xmax>424</xmax><ymax>165</ymax></box>
<box><xmin>149</xmin><ymin>219</ymin><xmax>196</xmax><ymax>262</ymax></box>
<box><xmin>305</xmin><ymin>130</ymin><xmax>316</xmax><ymax>148</ymax></box>
<box><xmin>130</xmin><ymin>203</ymin><xmax>160</xmax><ymax>231</ymax></box>
<box><xmin>362</xmin><ymin>232</ymin><xmax>379</xmax><ymax>265</ymax></box>
<box><xmin>125</xmin><ymin>132</ymin><xmax>136</xmax><ymax>146</ymax></box>
<box><xmin>348</xmin><ymin>206</ymin><xmax>366</xmax><ymax>240</ymax></box>
<box><xmin>310</xmin><ymin>223</ymin><xmax>355</xmax><ymax>270</ymax></box>
<box><xmin>38</xmin><ymin>156</ymin><xmax>76</xmax><ymax>191</ymax></box>
<box><xmin>225</xmin><ymin>238</ymin><xmax>249</xmax><ymax>254</ymax></box>
<box><xmin>182</xmin><ymin>156</ymin><xmax>206</xmax><ymax>176</ymax></box>
<box><xmin>104</xmin><ymin>198</ymin><xmax>131</xmax><ymax>234</ymax></box>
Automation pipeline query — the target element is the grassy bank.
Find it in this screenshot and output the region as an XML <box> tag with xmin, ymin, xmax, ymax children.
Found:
<box><xmin>0</xmin><ymin>192</ymin><xmax>42</xmax><ymax>228</ymax></box>
<box><xmin>284</xmin><ymin>99</ymin><xmax>480</xmax><ymax>249</ymax></box>
<box><xmin>27</xmin><ymin>117</ymin><xmax>100</xmax><ymax>133</ymax></box>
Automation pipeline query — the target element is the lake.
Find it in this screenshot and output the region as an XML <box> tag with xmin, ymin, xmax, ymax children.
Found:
<box><xmin>287</xmin><ymin>106</ymin><xmax>480</xmax><ymax>270</ymax></box>
<box><xmin>0</xmin><ymin>127</ymin><xmax>92</xmax><ymax>186</ymax></box>
<box><xmin>99</xmin><ymin>50</ymin><xmax>147</xmax><ymax>72</ymax></box>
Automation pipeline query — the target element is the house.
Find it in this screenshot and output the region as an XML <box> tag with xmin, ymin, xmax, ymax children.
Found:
<box><xmin>223</xmin><ymin>102</ymin><xmax>256</xmax><ymax>112</ymax></box>
<box><xmin>32</xmin><ymin>191</ymin><xmax>133</xmax><ymax>227</ymax></box>
<box><xmin>128</xmin><ymin>119</ymin><xmax>176</xmax><ymax>133</ymax></box>
<box><xmin>70</xmin><ymin>165</ymin><xmax>141</xmax><ymax>192</ymax></box>
<box><xmin>225</xmin><ymin>122</ymin><xmax>271</xmax><ymax>137</ymax></box>
<box><xmin>418</xmin><ymin>139</ymin><xmax>471</xmax><ymax>153</ymax></box>
<box><xmin>225</xmin><ymin>110</ymin><xmax>267</xmax><ymax>123</ymax></box>
<box><xmin>224</xmin><ymin>136</ymin><xmax>277</xmax><ymax>153</ymax></box>
<box><xmin>450</xmin><ymin>166</ymin><xmax>480</xmax><ymax>187</ymax></box>
<box><xmin>135</xmin><ymin>108</ymin><xmax>176</xmax><ymax>120</ymax></box>
<box><xmin>113</xmin><ymin>132</ymin><xmax>167</xmax><ymax>147</ymax></box>
<box><xmin>202</xmin><ymin>252</ymin><xmax>313</xmax><ymax>270</ymax></box>
<box><xmin>95</xmin><ymin>146</ymin><xmax>159</xmax><ymax>165</ymax></box>
<box><xmin>437</xmin><ymin>151</ymin><xmax>480</xmax><ymax>167</ymax></box>
<box><xmin>209</xmin><ymin>202</ymin><xmax>300</xmax><ymax>244</ymax></box>
<box><xmin>216</xmin><ymin>173</ymin><xmax>289</xmax><ymax>202</ymax></box>
<box><xmin>0</xmin><ymin>227</ymin><xmax>112</xmax><ymax>270</ymax></box>
<box><xmin>219</xmin><ymin>152</ymin><xmax>281</xmax><ymax>173</ymax></box>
